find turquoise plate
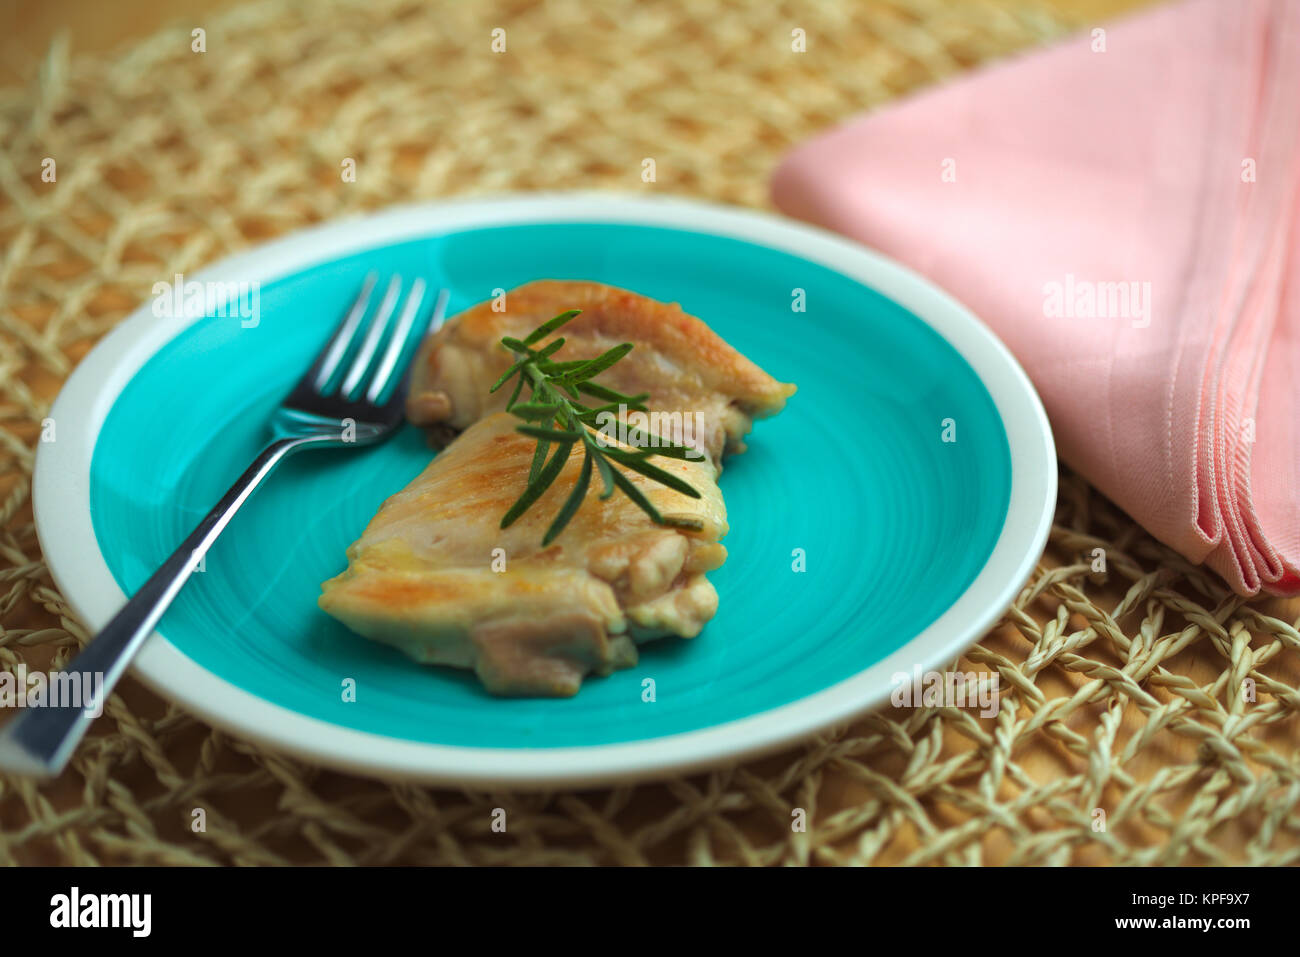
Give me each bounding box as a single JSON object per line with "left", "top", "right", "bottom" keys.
{"left": 34, "top": 195, "right": 1054, "bottom": 787}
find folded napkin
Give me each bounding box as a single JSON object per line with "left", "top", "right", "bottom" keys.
{"left": 772, "top": 0, "right": 1300, "bottom": 596}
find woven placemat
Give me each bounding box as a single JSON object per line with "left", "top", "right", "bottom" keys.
{"left": 2, "top": 0, "right": 1298, "bottom": 866}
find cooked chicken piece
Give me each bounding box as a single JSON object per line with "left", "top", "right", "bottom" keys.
{"left": 319, "top": 412, "right": 728, "bottom": 696}
{"left": 324, "top": 283, "right": 794, "bottom": 696}
{"left": 405, "top": 280, "right": 796, "bottom": 466}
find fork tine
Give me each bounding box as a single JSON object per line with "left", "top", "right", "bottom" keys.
{"left": 428, "top": 287, "right": 450, "bottom": 334}
{"left": 298, "top": 272, "right": 377, "bottom": 393}
{"left": 366, "top": 286, "right": 448, "bottom": 406}
{"left": 365, "top": 278, "right": 427, "bottom": 402}
{"left": 339, "top": 275, "right": 402, "bottom": 397}
{"left": 431, "top": 286, "right": 452, "bottom": 338}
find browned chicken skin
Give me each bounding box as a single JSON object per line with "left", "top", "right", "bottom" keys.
{"left": 320, "top": 281, "right": 794, "bottom": 696}
{"left": 406, "top": 280, "right": 795, "bottom": 466}
{"left": 320, "top": 412, "right": 727, "bottom": 695}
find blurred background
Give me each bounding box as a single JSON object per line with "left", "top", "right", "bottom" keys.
{"left": 7, "top": 0, "right": 1296, "bottom": 869}
{"left": 5, "top": 0, "right": 1152, "bottom": 82}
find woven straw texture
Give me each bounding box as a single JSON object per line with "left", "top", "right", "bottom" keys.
{"left": 2, "top": 0, "right": 1298, "bottom": 866}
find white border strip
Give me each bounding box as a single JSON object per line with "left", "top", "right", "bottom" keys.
{"left": 33, "top": 193, "right": 1056, "bottom": 788}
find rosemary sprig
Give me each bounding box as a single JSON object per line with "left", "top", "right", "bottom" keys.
{"left": 490, "top": 309, "right": 702, "bottom": 545}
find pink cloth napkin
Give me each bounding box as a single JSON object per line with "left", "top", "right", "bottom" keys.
{"left": 772, "top": 0, "right": 1300, "bottom": 596}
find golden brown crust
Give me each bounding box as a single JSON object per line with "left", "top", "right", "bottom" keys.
{"left": 319, "top": 413, "right": 727, "bottom": 696}
{"left": 324, "top": 283, "right": 794, "bottom": 696}
{"left": 405, "top": 280, "right": 796, "bottom": 463}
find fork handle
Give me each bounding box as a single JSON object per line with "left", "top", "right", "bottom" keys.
{"left": 0, "top": 435, "right": 324, "bottom": 777}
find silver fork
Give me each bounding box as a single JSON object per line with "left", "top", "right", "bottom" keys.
{"left": 0, "top": 273, "right": 448, "bottom": 778}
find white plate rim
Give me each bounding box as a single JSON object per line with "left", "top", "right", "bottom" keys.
{"left": 33, "top": 192, "right": 1056, "bottom": 788}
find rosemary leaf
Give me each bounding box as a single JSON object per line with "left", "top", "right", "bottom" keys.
{"left": 509, "top": 401, "right": 563, "bottom": 422}
{"left": 591, "top": 445, "right": 616, "bottom": 500}
{"left": 522, "top": 309, "right": 582, "bottom": 346}
{"left": 543, "top": 448, "right": 593, "bottom": 546}
{"left": 575, "top": 381, "right": 650, "bottom": 408}
{"left": 536, "top": 358, "right": 593, "bottom": 375}
{"left": 602, "top": 447, "right": 702, "bottom": 498}
{"left": 489, "top": 356, "right": 530, "bottom": 393}
{"left": 517, "top": 425, "right": 584, "bottom": 443}
{"left": 504, "top": 441, "right": 572, "bottom": 529}
{"left": 662, "top": 516, "right": 705, "bottom": 532}
{"left": 529, "top": 436, "right": 551, "bottom": 484}
{"left": 506, "top": 374, "right": 525, "bottom": 411}
{"left": 566, "top": 342, "right": 634, "bottom": 383}
{"left": 608, "top": 466, "right": 664, "bottom": 525}
{"left": 614, "top": 427, "right": 698, "bottom": 460}
{"left": 530, "top": 337, "right": 567, "bottom": 360}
